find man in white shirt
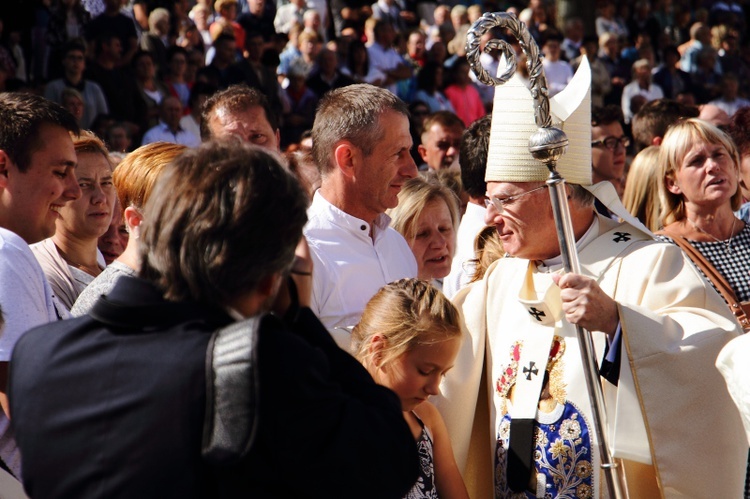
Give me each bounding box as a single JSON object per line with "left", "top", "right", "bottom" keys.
{"left": 367, "top": 20, "right": 413, "bottom": 96}
{"left": 709, "top": 72, "right": 750, "bottom": 118}
{"left": 540, "top": 32, "right": 573, "bottom": 97}
{"left": 442, "top": 115, "right": 489, "bottom": 299}
{"left": 621, "top": 58, "right": 664, "bottom": 124}
{"left": 0, "top": 93, "right": 81, "bottom": 478}
{"left": 141, "top": 96, "right": 200, "bottom": 147}
{"left": 305, "top": 84, "right": 418, "bottom": 339}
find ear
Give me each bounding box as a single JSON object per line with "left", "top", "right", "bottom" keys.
{"left": 123, "top": 206, "right": 144, "bottom": 232}
{"left": 367, "top": 334, "right": 388, "bottom": 368}
{"left": 274, "top": 128, "right": 281, "bottom": 150}
{"left": 665, "top": 175, "right": 682, "bottom": 195}
{"left": 257, "top": 272, "right": 281, "bottom": 297}
{"left": 333, "top": 141, "right": 357, "bottom": 179}
{"left": 651, "top": 136, "right": 662, "bottom": 146}
{"left": 417, "top": 144, "right": 428, "bottom": 162}
{"left": 0, "top": 150, "right": 11, "bottom": 190}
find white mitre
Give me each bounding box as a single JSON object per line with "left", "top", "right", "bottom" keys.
{"left": 484, "top": 55, "right": 591, "bottom": 184}
{"left": 483, "top": 55, "right": 653, "bottom": 235}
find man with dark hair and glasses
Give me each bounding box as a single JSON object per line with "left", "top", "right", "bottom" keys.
{"left": 591, "top": 105, "right": 629, "bottom": 204}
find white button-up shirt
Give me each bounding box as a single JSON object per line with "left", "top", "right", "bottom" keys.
{"left": 305, "top": 191, "right": 417, "bottom": 332}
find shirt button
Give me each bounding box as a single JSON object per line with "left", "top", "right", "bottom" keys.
{"left": 360, "top": 225, "right": 366, "bottom": 231}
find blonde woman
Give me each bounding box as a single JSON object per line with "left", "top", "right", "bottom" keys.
{"left": 388, "top": 176, "right": 460, "bottom": 285}
{"left": 32, "top": 131, "right": 116, "bottom": 311}
{"left": 622, "top": 145, "right": 662, "bottom": 232}
{"left": 656, "top": 118, "right": 750, "bottom": 325}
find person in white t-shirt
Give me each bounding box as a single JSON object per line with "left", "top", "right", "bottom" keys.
{"left": 540, "top": 31, "right": 573, "bottom": 97}
{"left": 0, "top": 92, "right": 81, "bottom": 479}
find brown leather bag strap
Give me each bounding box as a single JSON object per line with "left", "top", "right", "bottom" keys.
{"left": 657, "top": 228, "right": 750, "bottom": 329}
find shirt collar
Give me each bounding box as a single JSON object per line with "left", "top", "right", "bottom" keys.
{"left": 311, "top": 190, "right": 391, "bottom": 240}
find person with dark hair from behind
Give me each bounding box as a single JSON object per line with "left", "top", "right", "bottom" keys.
{"left": 10, "top": 141, "right": 419, "bottom": 498}
{"left": 0, "top": 93, "right": 80, "bottom": 481}
{"left": 630, "top": 98, "right": 699, "bottom": 152}
{"left": 443, "top": 115, "right": 489, "bottom": 299}
{"left": 201, "top": 84, "right": 280, "bottom": 151}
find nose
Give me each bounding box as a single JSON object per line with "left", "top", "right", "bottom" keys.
{"left": 485, "top": 203, "right": 501, "bottom": 225}
{"left": 402, "top": 154, "right": 418, "bottom": 179}
{"left": 706, "top": 157, "right": 723, "bottom": 173}
{"left": 64, "top": 174, "right": 82, "bottom": 201}
{"left": 425, "top": 376, "right": 440, "bottom": 396}
{"left": 429, "top": 231, "right": 447, "bottom": 248}
{"left": 91, "top": 184, "right": 107, "bottom": 205}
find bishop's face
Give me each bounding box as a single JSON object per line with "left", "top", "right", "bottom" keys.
{"left": 485, "top": 181, "right": 561, "bottom": 261}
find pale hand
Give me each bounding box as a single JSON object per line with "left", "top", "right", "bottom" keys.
{"left": 552, "top": 272, "right": 619, "bottom": 339}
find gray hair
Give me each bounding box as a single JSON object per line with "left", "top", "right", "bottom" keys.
{"left": 312, "top": 84, "right": 409, "bottom": 175}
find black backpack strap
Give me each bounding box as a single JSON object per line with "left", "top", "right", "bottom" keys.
{"left": 202, "top": 315, "right": 262, "bottom": 464}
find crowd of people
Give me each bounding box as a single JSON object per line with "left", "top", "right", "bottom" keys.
{"left": 0, "top": 0, "right": 743, "bottom": 158}
{"left": 0, "top": 0, "right": 749, "bottom": 497}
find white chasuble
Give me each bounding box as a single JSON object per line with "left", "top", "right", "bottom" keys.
{"left": 436, "top": 215, "right": 747, "bottom": 499}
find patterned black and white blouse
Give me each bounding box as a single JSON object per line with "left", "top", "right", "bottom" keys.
{"left": 404, "top": 412, "right": 438, "bottom": 499}
{"left": 657, "top": 222, "right": 750, "bottom": 302}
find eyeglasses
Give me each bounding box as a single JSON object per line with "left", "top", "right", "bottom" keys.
{"left": 484, "top": 184, "right": 548, "bottom": 213}
{"left": 591, "top": 136, "right": 630, "bottom": 150}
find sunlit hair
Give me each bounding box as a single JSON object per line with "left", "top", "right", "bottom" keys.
{"left": 71, "top": 130, "right": 114, "bottom": 170}
{"left": 113, "top": 142, "right": 187, "bottom": 210}
{"left": 388, "top": 175, "right": 460, "bottom": 242}
{"left": 622, "top": 146, "right": 662, "bottom": 232}
{"left": 139, "top": 141, "right": 308, "bottom": 305}
{"left": 312, "top": 83, "right": 408, "bottom": 175}
{"left": 469, "top": 225, "right": 504, "bottom": 283}
{"left": 351, "top": 278, "right": 461, "bottom": 370}
{"left": 658, "top": 118, "right": 742, "bottom": 226}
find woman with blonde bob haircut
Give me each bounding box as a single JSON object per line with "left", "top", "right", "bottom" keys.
{"left": 656, "top": 118, "right": 750, "bottom": 330}
{"left": 388, "top": 176, "right": 460, "bottom": 284}
{"left": 71, "top": 142, "right": 187, "bottom": 316}
{"left": 622, "top": 145, "right": 662, "bottom": 232}
{"left": 657, "top": 116, "right": 750, "bottom": 499}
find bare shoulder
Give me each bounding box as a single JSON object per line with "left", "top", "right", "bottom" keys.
{"left": 413, "top": 401, "right": 447, "bottom": 434}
